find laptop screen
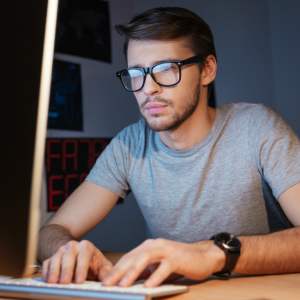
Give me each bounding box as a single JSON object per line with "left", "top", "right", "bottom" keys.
{"left": 0, "top": 0, "right": 58, "bottom": 277}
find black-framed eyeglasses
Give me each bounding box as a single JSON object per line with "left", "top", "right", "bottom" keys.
{"left": 116, "top": 55, "right": 203, "bottom": 92}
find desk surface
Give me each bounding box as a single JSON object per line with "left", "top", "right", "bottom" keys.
{"left": 103, "top": 251, "right": 300, "bottom": 300}
{"left": 3, "top": 252, "right": 299, "bottom": 300}
{"left": 159, "top": 273, "right": 300, "bottom": 300}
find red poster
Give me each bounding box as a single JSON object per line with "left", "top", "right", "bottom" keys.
{"left": 46, "top": 138, "right": 111, "bottom": 211}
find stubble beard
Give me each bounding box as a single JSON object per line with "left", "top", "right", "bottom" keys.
{"left": 140, "top": 83, "right": 200, "bottom": 132}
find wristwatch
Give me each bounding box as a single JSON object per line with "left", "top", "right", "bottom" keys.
{"left": 210, "top": 232, "right": 241, "bottom": 277}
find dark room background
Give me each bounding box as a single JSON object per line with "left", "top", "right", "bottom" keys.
{"left": 40, "top": 0, "right": 300, "bottom": 252}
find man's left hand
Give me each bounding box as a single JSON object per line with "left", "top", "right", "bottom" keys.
{"left": 102, "top": 238, "right": 225, "bottom": 287}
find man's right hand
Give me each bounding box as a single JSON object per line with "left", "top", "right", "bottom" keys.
{"left": 42, "top": 240, "right": 113, "bottom": 284}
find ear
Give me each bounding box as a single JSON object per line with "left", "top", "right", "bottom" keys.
{"left": 201, "top": 55, "right": 217, "bottom": 86}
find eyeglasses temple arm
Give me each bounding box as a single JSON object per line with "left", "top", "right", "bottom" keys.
{"left": 182, "top": 55, "right": 203, "bottom": 66}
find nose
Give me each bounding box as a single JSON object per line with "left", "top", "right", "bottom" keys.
{"left": 142, "top": 72, "right": 162, "bottom": 96}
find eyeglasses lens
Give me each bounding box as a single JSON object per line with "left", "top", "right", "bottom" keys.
{"left": 121, "top": 63, "right": 180, "bottom": 91}
{"left": 121, "top": 69, "right": 144, "bottom": 91}
{"left": 153, "top": 63, "right": 179, "bottom": 86}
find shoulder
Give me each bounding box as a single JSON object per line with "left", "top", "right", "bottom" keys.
{"left": 245, "top": 103, "right": 292, "bottom": 134}
{"left": 230, "top": 103, "right": 300, "bottom": 155}
{"left": 217, "top": 102, "right": 267, "bottom": 118}
{"left": 217, "top": 102, "right": 280, "bottom": 128}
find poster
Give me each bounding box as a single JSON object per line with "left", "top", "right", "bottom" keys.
{"left": 48, "top": 59, "right": 83, "bottom": 131}
{"left": 55, "top": 0, "right": 111, "bottom": 62}
{"left": 46, "top": 138, "right": 112, "bottom": 211}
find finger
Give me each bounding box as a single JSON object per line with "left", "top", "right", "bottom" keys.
{"left": 74, "top": 242, "right": 94, "bottom": 283}
{"left": 137, "top": 263, "right": 159, "bottom": 280}
{"left": 59, "top": 243, "right": 79, "bottom": 284}
{"left": 102, "top": 258, "right": 131, "bottom": 286}
{"left": 102, "top": 240, "right": 157, "bottom": 286}
{"left": 98, "top": 262, "right": 113, "bottom": 281}
{"left": 42, "top": 259, "right": 50, "bottom": 282}
{"left": 102, "top": 253, "right": 140, "bottom": 285}
{"left": 47, "top": 247, "right": 65, "bottom": 283}
{"left": 144, "top": 259, "right": 176, "bottom": 287}
{"left": 118, "top": 248, "right": 166, "bottom": 287}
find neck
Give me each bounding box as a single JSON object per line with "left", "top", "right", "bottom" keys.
{"left": 158, "top": 101, "right": 215, "bottom": 151}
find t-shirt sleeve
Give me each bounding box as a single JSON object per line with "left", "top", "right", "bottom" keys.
{"left": 85, "top": 133, "right": 130, "bottom": 199}
{"left": 248, "top": 104, "right": 300, "bottom": 199}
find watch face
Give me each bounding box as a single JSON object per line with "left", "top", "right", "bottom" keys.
{"left": 218, "top": 232, "right": 241, "bottom": 250}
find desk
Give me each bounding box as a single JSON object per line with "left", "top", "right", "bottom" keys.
{"left": 159, "top": 273, "right": 300, "bottom": 300}
{"left": 2, "top": 252, "right": 299, "bottom": 300}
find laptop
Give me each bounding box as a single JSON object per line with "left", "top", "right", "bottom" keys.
{"left": 0, "top": 1, "right": 188, "bottom": 299}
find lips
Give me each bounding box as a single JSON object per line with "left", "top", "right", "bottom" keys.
{"left": 145, "top": 102, "right": 168, "bottom": 114}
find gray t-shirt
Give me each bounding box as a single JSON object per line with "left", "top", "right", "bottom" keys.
{"left": 86, "top": 103, "right": 300, "bottom": 242}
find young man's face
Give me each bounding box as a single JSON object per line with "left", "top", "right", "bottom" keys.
{"left": 127, "top": 39, "right": 203, "bottom": 132}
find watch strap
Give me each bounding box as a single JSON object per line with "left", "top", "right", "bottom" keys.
{"left": 213, "top": 250, "right": 240, "bottom": 277}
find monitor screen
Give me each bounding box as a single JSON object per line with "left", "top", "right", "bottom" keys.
{"left": 0, "top": 0, "right": 58, "bottom": 277}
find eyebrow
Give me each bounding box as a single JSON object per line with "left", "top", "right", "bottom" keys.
{"left": 128, "top": 58, "right": 178, "bottom": 68}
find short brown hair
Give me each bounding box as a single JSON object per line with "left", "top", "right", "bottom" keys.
{"left": 115, "top": 7, "right": 217, "bottom": 98}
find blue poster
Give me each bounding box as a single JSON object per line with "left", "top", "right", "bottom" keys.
{"left": 48, "top": 59, "right": 83, "bottom": 131}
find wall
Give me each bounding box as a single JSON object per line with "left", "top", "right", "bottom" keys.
{"left": 134, "top": 0, "right": 276, "bottom": 110}
{"left": 40, "top": 0, "right": 300, "bottom": 251}
{"left": 134, "top": 0, "right": 300, "bottom": 134}
{"left": 40, "top": 0, "right": 148, "bottom": 252}
{"left": 268, "top": 0, "right": 300, "bottom": 137}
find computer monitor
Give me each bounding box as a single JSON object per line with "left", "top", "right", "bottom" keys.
{"left": 0, "top": 0, "right": 58, "bottom": 277}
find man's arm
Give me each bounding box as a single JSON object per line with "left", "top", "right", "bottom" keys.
{"left": 38, "top": 224, "right": 77, "bottom": 263}
{"left": 101, "top": 183, "right": 300, "bottom": 287}
{"left": 38, "top": 180, "right": 120, "bottom": 283}
{"left": 235, "top": 182, "right": 300, "bottom": 274}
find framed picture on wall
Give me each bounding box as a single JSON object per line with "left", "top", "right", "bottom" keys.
{"left": 54, "top": 0, "right": 111, "bottom": 63}
{"left": 48, "top": 59, "right": 83, "bottom": 131}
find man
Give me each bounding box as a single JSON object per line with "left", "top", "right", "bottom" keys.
{"left": 39, "top": 7, "right": 300, "bottom": 288}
